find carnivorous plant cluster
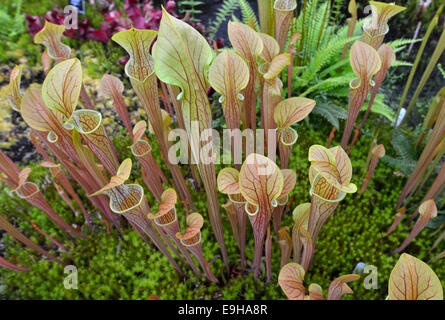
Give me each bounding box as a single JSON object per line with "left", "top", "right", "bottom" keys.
{"left": 0, "top": 0, "right": 443, "bottom": 301}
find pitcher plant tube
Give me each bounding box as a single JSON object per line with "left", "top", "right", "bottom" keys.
{"left": 152, "top": 10, "right": 229, "bottom": 270}
{"left": 278, "top": 262, "right": 360, "bottom": 300}
{"left": 90, "top": 158, "right": 184, "bottom": 275}
{"left": 340, "top": 40, "right": 381, "bottom": 150}
{"left": 176, "top": 212, "right": 219, "bottom": 283}
{"left": 306, "top": 145, "right": 357, "bottom": 267}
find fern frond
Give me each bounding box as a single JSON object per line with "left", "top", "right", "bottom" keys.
{"left": 312, "top": 102, "right": 348, "bottom": 129}
{"left": 381, "top": 155, "right": 403, "bottom": 171}
{"left": 301, "top": 35, "right": 360, "bottom": 83}
{"left": 208, "top": 0, "right": 240, "bottom": 39}
{"left": 386, "top": 38, "right": 422, "bottom": 50}
{"left": 335, "top": 18, "right": 366, "bottom": 40}
{"left": 382, "top": 130, "right": 418, "bottom": 175}
{"left": 319, "top": 59, "right": 351, "bottom": 78}
{"left": 379, "top": 129, "right": 419, "bottom": 175}
{"left": 309, "top": 1, "right": 331, "bottom": 56}
{"left": 391, "top": 129, "right": 418, "bottom": 162}
{"left": 438, "top": 63, "right": 445, "bottom": 80}
{"left": 300, "top": 75, "right": 352, "bottom": 97}
{"left": 301, "top": 0, "right": 335, "bottom": 62}
{"left": 329, "top": 0, "right": 344, "bottom": 26}
{"left": 304, "top": 0, "right": 319, "bottom": 58}
{"left": 328, "top": 87, "right": 349, "bottom": 97}
{"left": 239, "top": 0, "right": 260, "bottom": 32}
{"left": 231, "top": 14, "right": 242, "bottom": 24}
{"left": 361, "top": 93, "right": 395, "bottom": 122}
{"left": 178, "top": 0, "right": 204, "bottom": 22}
{"left": 381, "top": 155, "right": 417, "bottom": 175}
{"left": 0, "top": 0, "right": 25, "bottom": 40}
{"left": 391, "top": 60, "right": 413, "bottom": 67}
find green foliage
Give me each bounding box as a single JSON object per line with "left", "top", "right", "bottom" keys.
{"left": 381, "top": 129, "right": 417, "bottom": 175}
{"left": 427, "top": 209, "right": 445, "bottom": 229}
{"left": 329, "top": 0, "right": 344, "bottom": 27}
{"left": 300, "top": 75, "right": 351, "bottom": 98}
{"left": 83, "top": 1, "right": 106, "bottom": 29}
{"left": 310, "top": 99, "right": 348, "bottom": 130}
{"left": 361, "top": 94, "right": 395, "bottom": 123}
{"left": 0, "top": 32, "right": 41, "bottom": 66}
{"left": 295, "top": 0, "right": 346, "bottom": 67}
{"left": 76, "top": 41, "right": 125, "bottom": 78}
{"left": 178, "top": 0, "right": 204, "bottom": 22}
{"left": 208, "top": 0, "right": 240, "bottom": 39}
{"left": 238, "top": 0, "right": 259, "bottom": 31}
{"left": 0, "top": 0, "right": 43, "bottom": 65}
{"left": 438, "top": 63, "right": 445, "bottom": 80}
{"left": 391, "top": 60, "right": 413, "bottom": 68}
{"left": 288, "top": 14, "right": 360, "bottom": 127}
{"left": 15, "top": 0, "right": 65, "bottom": 16}
{"left": 298, "top": 35, "right": 359, "bottom": 84}
{"left": 208, "top": 0, "right": 260, "bottom": 40}
{"left": 0, "top": 0, "right": 25, "bottom": 41}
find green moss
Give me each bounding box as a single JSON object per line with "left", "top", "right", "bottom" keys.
{"left": 20, "top": 0, "right": 66, "bottom": 17}
{"left": 77, "top": 41, "right": 125, "bottom": 79}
